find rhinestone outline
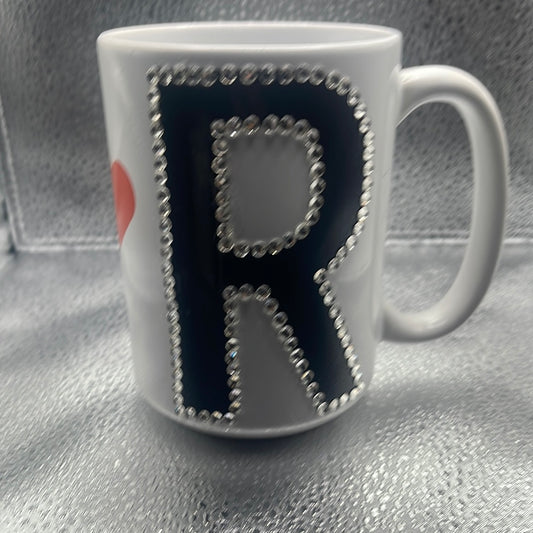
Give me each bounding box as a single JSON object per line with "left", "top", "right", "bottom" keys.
{"left": 211, "top": 114, "right": 326, "bottom": 258}
{"left": 147, "top": 62, "right": 374, "bottom": 423}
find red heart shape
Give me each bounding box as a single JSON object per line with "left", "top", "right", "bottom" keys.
{"left": 111, "top": 160, "right": 135, "bottom": 245}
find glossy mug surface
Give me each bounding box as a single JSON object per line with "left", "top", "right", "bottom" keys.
{"left": 97, "top": 22, "right": 507, "bottom": 438}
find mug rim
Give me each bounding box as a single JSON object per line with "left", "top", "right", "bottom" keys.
{"left": 97, "top": 21, "right": 402, "bottom": 52}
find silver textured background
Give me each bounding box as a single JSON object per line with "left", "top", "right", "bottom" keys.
{"left": 0, "top": 0, "right": 531, "bottom": 249}
{"left": 0, "top": 244, "right": 531, "bottom": 531}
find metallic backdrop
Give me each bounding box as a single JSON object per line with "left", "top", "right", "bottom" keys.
{"left": 0, "top": 0, "right": 531, "bottom": 250}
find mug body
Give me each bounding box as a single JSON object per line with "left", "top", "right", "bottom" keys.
{"left": 97, "top": 22, "right": 402, "bottom": 437}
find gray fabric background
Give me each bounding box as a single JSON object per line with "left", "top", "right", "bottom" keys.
{"left": 0, "top": 0, "right": 531, "bottom": 249}
{"left": 1, "top": 244, "right": 532, "bottom": 532}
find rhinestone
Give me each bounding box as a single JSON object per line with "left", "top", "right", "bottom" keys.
{"left": 309, "top": 195, "right": 324, "bottom": 209}
{"left": 173, "top": 366, "right": 182, "bottom": 379}
{"left": 363, "top": 161, "right": 374, "bottom": 176}
{"left": 358, "top": 206, "right": 369, "bottom": 219}
{"left": 223, "top": 298, "right": 237, "bottom": 313}
{"left": 218, "top": 236, "right": 233, "bottom": 253}
{"left": 362, "top": 177, "right": 373, "bottom": 191}
{"left": 213, "top": 137, "right": 229, "bottom": 155}
{"left": 336, "top": 245, "right": 348, "bottom": 261}
{"left": 263, "top": 298, "right": 279, "bottom": 316}
{"left": 306, "top": 128, "right": 320, "bottom": 145}
{"left": 319, "top": 280, "right": 332, "bottom": 296}
{"left": 337, "top": 77, "right": 351, "bottom": 95}
{"left": 346, "top": 234, "right": 358, "bottom": 250}
{"left": 234, "top": 241, "right": 250, "bottom": 258}
{"left": 295, "top": 358, "right": 309, "bottom": 372}
{"left": 352, "top": 369, "right": 364, "bottom": 383}
{"left": 156, "top": 187, "right": 170, "bottom": 203}
{"left": 353, "top": 220, "right": 364, "bottom": 235}
{"left": 154, "top": 155, "right": 167, "bottom": 172}
{"left": 305, "top": 208, "right": 320, "bottom": 225}
{"left": 223, "top": 412, "right": 235, "bottom": 424}
{"left": 363, "top": 131, "right": 375, "bottom": 146}
{"left": 172, "top": 63, "right": 188, "bottom": 85}
{"left": 214, "top": 172, "right": 229, "bottom": 189}
{"left": 284, "top": 337, "right": 299, "bottom": 351}
{"left": 347, "top": 89, "right": 360, "bottom": 107}
{"left": 146, "top": 65, "right": 160, "bottom": 83}
{"left": 201, "top": 65, "right": 219, "bottom": 86}
{"left": 215, "top": 189, "right": 229, "bottom": 206}
{"left": 272, "top": 312, "right": 288, "bottom": 328}
{"left": 224, "top": 337, "right": 239, "bottom": 352}
{"left": 329, "top": 398, "right": 339, "bottom": 412}
{"left": 325, "top": 70, "right": 342, "bottom": 90}
{"left": 310, "top": 178, "right": 326, "bottom": 195}
{"left": 251, "top": 241, "right": 267, "bottom": 258}
{"left": 345, "top": 345, "right": 356, "bottom": 358}
{"left": 323, "top": 291, "right": 335, "bottom": 306}
{"left": 312, "top": 391, "right": 325, "bottom": 406}
{"left": 173, "top": 380, "right": 183, "bottom": 393}
{"left": 301, "top": 369, "right": 315, "bottom": 385}
{"left": 239, "top": 283, "right": 254, "bottom": 300}
{"left": 160, "top": 232, "right": 173, "bottom": 247}
{"left": 328, "top": 257, "right": 340, "bottom": 272}
{"left": 289, "top": 348, "right": 304, "bottom": 364}
{"left": 337, "top": 325, "right": 348, "bottom": 339}
{"left": 239, "top": 63, "right": 258, "bottom": 85}
{"left": 307, "top": 143, "right": 324, "bottom": 162}
{"left": 293, "top": 119, "right": 310, "bottom": 140}
{"left": 310, "top": 66, "right": 326, "bottom": 85}
{"left": 211, "top": 155, "right": 227, "bottom": 174}
{"left": 167, "top": 308, "right": 179, "bottom": 323}
{"left": 175, "top": 405, "right": 185, "bottom": 416}
{"left": 150, "top": 123, "right": 164, "bottom": 139}
{"left": 328, "top": 305, "right": 340, "bottom": 319}
{"left": 255, "top": 284, "right": 271, "bottom": 301}
{"left": 198, "top": 409, "right": 210, "bottom": 421}
{"left": 339, "top": 393, "right": 349, "bottom": 406}
{"left": 278, "top": 63, "right": 294, "bottom": 85}
{"left": 229, "top": 388, "right": 242, "bottom": 402}
{"left": 363, "top": 145, "right": 375, "bottom": 160}
{"left": 186, "top": 65, "right": 202, "bottom": 86}
{"left": 220, "top": 63, "right": 238, "bottom": 85}
{"left": 210, "top": 119, "right": 226, "bottom": 138}
{"left": 224, "top": 325, "right": 235, "bottom": 337}
{"left": 354, "top": 104, "right": 367, "bottom": 120}
{"left": 341, "top": 335, "right": 352, "bottom": 348}
{"left": 229, "top": 400, "right": 241, "bottom": 413}
{"left": 222, "top": 285, "right": 238, "bottom": 300}
{"left": 224, "top": 310, "right": 237, "bottom": 326}
{"left": 227, "top": 372, "right": 240, "bottom": 387}
{"left": 211, "top": 411, "right": 223, "bottom": 422}
{"left": 242, "top": 114, "right": 260, "bottom": 135}
{"left": 259, "top": 63, "right": 276, "bottom": 85}
{"left": 155, "top": 173, "right": 167, "bottom": 190}
{"left": 295, "top": 222, "right": 310, "bottom": 240}
{"left": 278, "top": 325, "right": 294, "bottom": 341}
{"left": 267, "top": 238, "right": 284, "bottom": 255}
{"left": 215, "top": 205, "right": 230, "bottom": 223}
{"left": 295, "top": 63, "right": 311, "bottom": 83}
{"left": 307, "top": 382, "right": 320, "bottom": 396}
{"left": 310, "top": 161, "right": 326, "bottom": 179}
{"left": 359, "top": 116, "right": 371, "bottom": 134}
{"left": 152, "top": 138, "right": 165, "bottom": 155}
{"left": 159, "top": 65, "right": 172, "bottom": 86}
{"left": 227, "top": 360, "right": 240, "bottom": 373}
{"left": 346, "top": 355, "right": 358, "bottom": 368}
{"left": 350, "top": 388, "right": 360, "bottom": 401}
{"left": 262, "top": 114, "right": 279, "bottom": 135}
{"left": 225, "top": 116, "right": 242, "bottom": 138}
{"left": 185, "top": 407, "right": 196, "bottom": 418}
{"left": 279, "top": 115, "right": 295, "bottom": 135}
{"left": 317, "top": 402, "right": 328, "bottom": 415}
{"left": 282, "top": 232, "right": 297, "bottom": 248}
{"left": 313, "top": 268, "right": 327, "bottom": 284}
{"left": 361, "top": 190, "right": 371, "bottom": 206}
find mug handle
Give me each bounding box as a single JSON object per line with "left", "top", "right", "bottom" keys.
{"left": 383, "top": 66, "right": 508, "bottom": 342}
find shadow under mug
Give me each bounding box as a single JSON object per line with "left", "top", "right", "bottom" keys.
{"left": 97, "top": 22, "right": 507, "bottom": 438}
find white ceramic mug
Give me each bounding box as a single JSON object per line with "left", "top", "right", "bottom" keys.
{"left": 97, "top": 22, "right": 507, "bottom": 438}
